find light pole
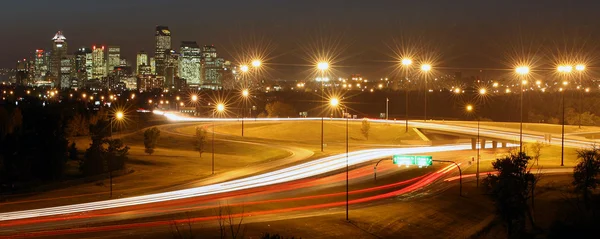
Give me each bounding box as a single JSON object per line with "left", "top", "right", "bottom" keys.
{"left": 318, "top": 62, "right": 330, "bottom": 152}
{"left": 466, "top": 104, "right": 480, "bottom": 187}
{"left": 212, "top": 103, "right": 225, "bottom": 175}
{"left": 241, "top": 89, "right": 249, "bottom": 137}
{"left": 421, "top": 64, "right": 432, "bottom": 121}
{"left": 557, "top": 65, "right": 572, "bottom": 167}
{"left": 401, "top": 58, "right": 413, "bottom": 132}
{"left": 109, "top": 111, "right": 124, "bottom": 198}
{"left": 385, "top": 98, "right": 389, "bottom": 121}
{"left": 575, "top": 64, "right": 585, "bottom": 129}
{"left": 331, "top": 98, "right": 348, "bottom": 221}
{"left": 515, "top": 66, "right": 530, "bottom": 153}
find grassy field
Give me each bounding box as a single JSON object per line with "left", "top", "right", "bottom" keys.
{"left": 182, "top": 120, "right": 422, "bottom": 145}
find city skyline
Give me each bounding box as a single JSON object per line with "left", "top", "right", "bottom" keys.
{"left": 2, "top": 0, "right": 600, "bottom": 80}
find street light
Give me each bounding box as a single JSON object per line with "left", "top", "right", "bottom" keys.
{"left": 557, "top": 65, "right": 572, "bottom": 167}
{"left": 191, "top": 94, "right": 198, "bottom": 102}
{"left": 240, "top": 65, "right": 249, "bottom": 73}
{"left": 575, "top": 64, "right": 585, "bottom": 129}
{"left": 479, "top": 88, "right": 487, "bottom": 95}
{"left": 241, "top": 89, "right": 249, "bottom": 137}
{"left": 252, "top": 60, "right": 261, "bottom": 68}
{"left": 329, "top": 98, "right": 350, "bottom": 221}
{"left": 212, "top": 103, "right": 225, "bottom": 175}
{"left": 109, "top": 111, "right": 124, "bottom": 198}
{"left": 515, "top": 66, "right": 530, "bottom": 153}
{"left": 421, "top": 64, "right": 432, "bottom": 121}
{"left": 402, "top": 58, "right": 413, "bottom": 132}
{"left": 318, "top": 61, "right": 330, "bottom": 152}
{"left": 466, "top": 104, "right": 480, "bottom": 187}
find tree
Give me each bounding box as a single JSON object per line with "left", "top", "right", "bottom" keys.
{"left": 529, "top": 141, "right": 545, "bottom": 167}
{"left": 572, "top": 148, "right": 600, "bottom": 210}
{"left": 482, "top": 152, "right": 538, "bottom": 238}
{"left": 265, "top": 102, "right": 296, "bottom": 118}
{"left": 143, "top": 127, "right": 161, "bottom": 155}
{"left": 195, "top": 127, "right": 208, "bottom": 158}
{"left": 68, "top": 142, "right": 79, "bottom": 161}
{"left": 361, "top": 118, "right": 370, "bottom": 140}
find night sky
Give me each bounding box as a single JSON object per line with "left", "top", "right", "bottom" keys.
{"left": 1, "top": 0, "right": 599, "bottom": 79}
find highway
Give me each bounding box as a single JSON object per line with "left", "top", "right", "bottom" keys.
{"left": 0, "top": 114, "right": 594, "bottom": 238}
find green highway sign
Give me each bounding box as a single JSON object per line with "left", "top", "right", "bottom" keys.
{"left": 392, "top": 155, "right": 433, "bottom": 167}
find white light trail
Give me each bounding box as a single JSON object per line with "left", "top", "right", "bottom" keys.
{"left": 1, "top": 144, "right": 484, "bottom": 221}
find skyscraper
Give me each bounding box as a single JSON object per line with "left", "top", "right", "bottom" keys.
{"left": 179, "top": 41, "right": 201, "bottom": 86}
{"left": 136, "top": 51, "right": 148, "bottom": 74}
{"left": 201, "top": 45, "right": 225, "bottom": 90}
{"left": 155, "top": 26, "right": 171, "bottom": 77}
{"left": 164, "top": 50, "right": 179, "bottom": 89}
{"left": 33, "top": 49, "right": 47, "bottom": 82}
{"left": 60, "top": 56, "right": 73, "bottom": 89}
{"left": 75, "top": 47, "right": 92, "bottom": 81}
{"left": 92, "top": 45, "right": 106, "bottom": 79}
{"left": 150, "top": 57, "right": 156, "bottom": 74}
{"left": 107, "top": 46, "right": 120, "bottom": 74}
{"left": 50, "top": 31, "right": 68, "bottom": 87}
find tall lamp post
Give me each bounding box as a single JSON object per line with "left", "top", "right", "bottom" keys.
{"left": 515, "top": 66, "right": 530, "bottom": 153}
{"left": 329, "top": 97, "right": 349, "bottom": 221}
{"left": 466, "top": 104, "right": 480, "bottom": 187}
{"left": 420, "top": 64, "right": 432, "bottom": 121}
{"left": 109, "top": 111, "right": 124, "bottom": 198}
{"left": 557, "top": 65, "right": 572, "bottom": 166}
{"left": 401, "top": 58, "right": 413, "bottom": 132}
{"left": 575, "top": 64, "right": 585, "bottom": 129}
{"left": 318, "top": 62, "right": 330, "bottom": 152}
{"left": 241, "top": 89, "right": 249, "bottom": 136}
{"left": 212, "top": 103, "right": 225, "bottom": 175}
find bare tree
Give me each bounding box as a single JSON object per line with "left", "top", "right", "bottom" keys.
{"left": 216, "top": 204, "right": 246, "bottom": 239}
{"left": 361, "top": 118, "right": 370, "bottom": 140}
{"left": 195, "top": 127, "right": 208, "bottom": 158}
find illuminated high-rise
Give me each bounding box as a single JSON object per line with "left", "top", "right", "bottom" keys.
{"left": 154, "top": 26, "right": 171, "bottom": 77}
{"left": 201, "top": 45, "right": 225, "bottom": 89}
{"left": 33, "top": 49, "right": 47, "bottom": 82}
{"left": 179, "top": 41, "right": 201, "bottom": 86}
{"left": 60, "top": 55, "right": 73, "bottom": 89}
{"left": 50, "top": 31, "right": 68, "bottom": 87}
{"left": 92, "top": 45, "right": 106, "bottom": 79}
{"left": 150, "top": 57, "right": 156, "bottom": 74}
{"left": 75, "top": 47, "right": 92, "bottom": 80}
{"left": 107, "top": 46, "right": 120, "bottom": 74}
{"left": 136, "top": 51, "right": 148, "bottom": 74}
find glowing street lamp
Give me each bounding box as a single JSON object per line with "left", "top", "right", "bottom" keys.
{"left": 401, "top": 58, "right": 413, "bottom": 132}
{"left": 575, "top": 64, "right": 586, "bottom": 129}
{"left": 421, "top": 64, "right": 433, "bottom": 121}
{"left": 557, "top": 65, "right": 573, "bottom": 167}
{"left": 466, "top": 104, "right": 480, "bottom": 187}
{"left": 479, "top": 88, "right": 487, "bottom": 95}
{"left": 317, "top": 62, "right": 329, "bottom": 71}
{"left": 212, "top": 103, "right": 226, "bottom": 175}
{"left": 108, "top": 110, "right": 125, "bottom": 198}
{"left": 330, "top": 97, "right": 339, "bottom": 107}
{"left": 191, "top": 94, "right": 198, "bottom": 102}
{"left": 240, "top": 65, "right": 249, "bottom": 73}
{"left": 252, "top": 60, "right": 261, "bottom": 68}
{"left": 241, "top": 89, "right": 250, "bottom": 137}
{"left": 515, "top": 66, "right": 530, "bottom": 153}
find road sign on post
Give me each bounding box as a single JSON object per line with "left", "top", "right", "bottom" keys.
{"left": 392, "top": 155, "right": 433, "bottom": 167}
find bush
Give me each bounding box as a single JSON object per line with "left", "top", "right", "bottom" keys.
{"left": 143, "top": 127, "right": 161, "bottom": 155}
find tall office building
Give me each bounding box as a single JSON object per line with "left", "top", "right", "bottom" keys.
{"left": 50, "top": 31, "right": 68, "bottom": 87}
{"left": 164, "top": 50, "right": 179, "bottom": 89}
{"left": 60, "top": 55, "right": 73, "bottom": 89}
{"left": 16, "top": 59, "right": 29, "bottom": 85}
{"left": 33, "top": 49, "right": 47, "bottom": 82}
{"left": 154, "top": 26, "right": 171, "bottom": 77}
{"left": 92, "top": 45, "right": 106, "bottom": 79}
{"left": 149, "top": 57, "right": 156, "bottom": 74}
{"left": 201, "top": 45, "right": 225, "bottom": 89}
{"left": 75, "top": 47, "right": 92, "bottom": 80}
{"left": 136, "top": 51, "right": 148, "bottom": 74}
{"left": 107, "top": 46, "right": 120, "bottom": 74}
{"left": 179, "top": 41, "right": 201, "bottom": 86}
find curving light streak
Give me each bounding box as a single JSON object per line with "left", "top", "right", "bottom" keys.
{"left": 155, "top": 111, "right": 597, "bottom": 149}
{"left": 1, "top": 144, "right": 486, "bottom": 222}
